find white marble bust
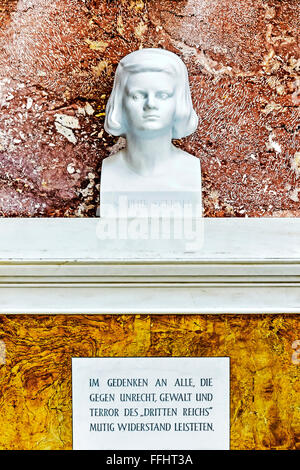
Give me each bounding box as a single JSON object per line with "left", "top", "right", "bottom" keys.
{"left": 100, "top": 48, "right": 201, "bottom": 218}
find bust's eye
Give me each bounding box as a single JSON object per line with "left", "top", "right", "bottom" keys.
{"left": 131, "top": 92, "right": 145, "bottom": 100}
{"left": 157, "top": 92, "right": 170, "bottom": 100}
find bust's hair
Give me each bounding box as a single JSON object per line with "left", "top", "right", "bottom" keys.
{"left": 104, "top": 48, "right": 198, "bottom": 139}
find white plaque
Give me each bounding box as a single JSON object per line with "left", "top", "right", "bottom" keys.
{"left": 72, "top": 357, "right": 230, "bottom": 450}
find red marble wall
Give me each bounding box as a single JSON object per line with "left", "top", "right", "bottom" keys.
{"left": 0, "top": 0, "right": 299, "bottom": 216}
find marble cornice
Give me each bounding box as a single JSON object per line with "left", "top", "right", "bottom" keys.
{"left": 0, "top": 218, "right": 299, "bottom": 314}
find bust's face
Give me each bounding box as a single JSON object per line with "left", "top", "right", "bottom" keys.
{"left": 123, "top": 71, "right": 177, "bottom": 137}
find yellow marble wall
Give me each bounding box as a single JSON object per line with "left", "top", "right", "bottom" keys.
{"left": 0, "top": 314, "right": 299, "bottom": 450}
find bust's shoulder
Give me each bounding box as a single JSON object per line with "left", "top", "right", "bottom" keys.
{"left": 173, "top": 147, "right": 200, "bottom": 167}
{"left": 102, "top": 149, "right": 125, "bottom": 168}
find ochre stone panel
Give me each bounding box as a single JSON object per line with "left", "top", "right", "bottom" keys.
{"left": 0, "top": 0, "right": 299, "bottom": 216}
{"left": 0, "top": 314, "right": 299, "bottom": 450}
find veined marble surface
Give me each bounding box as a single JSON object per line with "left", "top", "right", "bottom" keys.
{"left": 0, "top": 1, "right": 299, "bottom": 218}
{"left": 0, "top": 314, "right": 298, "bottom": 450}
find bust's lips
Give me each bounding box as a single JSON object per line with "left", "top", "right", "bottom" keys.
{"left": 143, "top": 114, "right": 160, "bottom": 119}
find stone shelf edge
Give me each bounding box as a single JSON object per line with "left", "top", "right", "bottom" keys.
{"left": 0, "top": 218, "right": 299, "bottom": 314}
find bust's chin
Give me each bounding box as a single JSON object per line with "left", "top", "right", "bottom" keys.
{"left": 128, "top": 124, "right": 173, "bottom": 139}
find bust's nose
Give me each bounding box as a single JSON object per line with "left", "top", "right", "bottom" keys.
{"left": 144, "top": 92, "right": 158, "bottom": 110}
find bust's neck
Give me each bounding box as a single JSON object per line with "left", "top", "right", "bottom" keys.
{"left": 124, "top": 132, "right": 174, "bottom": 177}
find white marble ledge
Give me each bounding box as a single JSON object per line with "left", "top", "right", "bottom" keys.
{"left": 0, "top": 217, "right": 299, "bottom": 261}
{"left": 0, "top": 217, "right": 299, "bottom": 314}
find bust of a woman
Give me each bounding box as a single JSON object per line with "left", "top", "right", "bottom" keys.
{"left": 100, "top": 48, "right": 201, "bottom": 218}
